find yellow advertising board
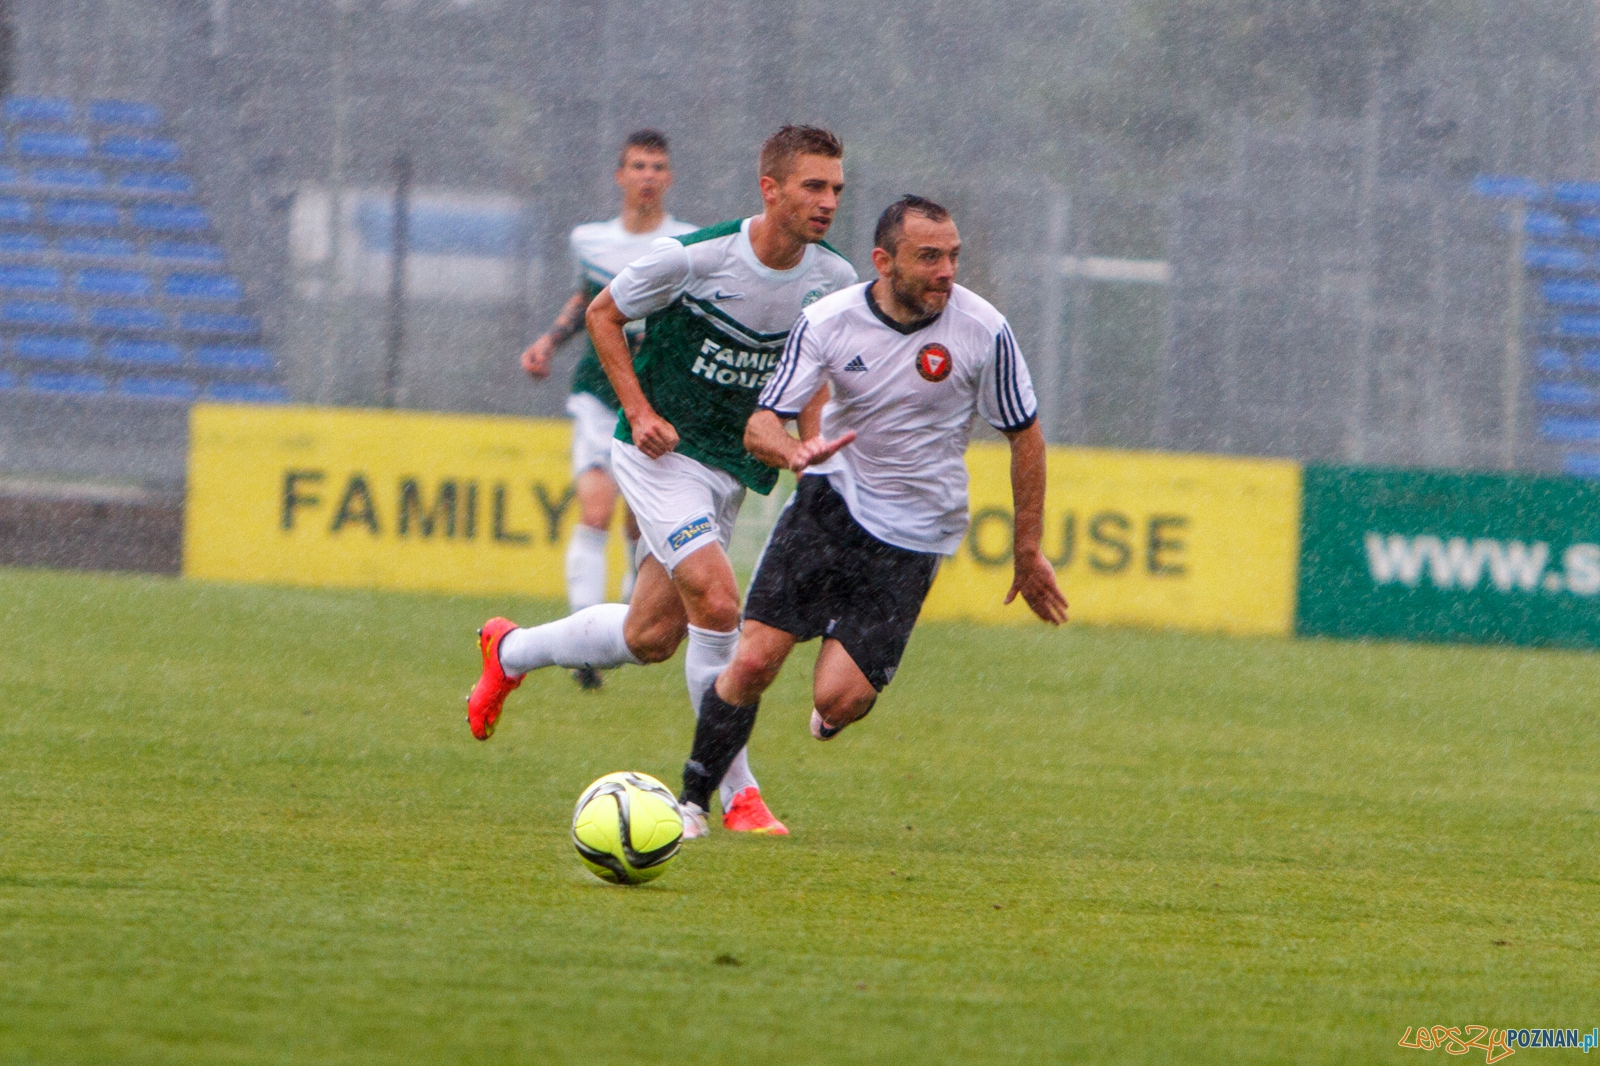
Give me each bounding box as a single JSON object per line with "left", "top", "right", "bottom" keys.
{"left": 187, "top": 404, "right": 1302, "bottom": 635}
{"left": 921, "top": 443, "right": 1302, "bottom": 635}
{"left": 184, "top": 403, "right": 629, "bottom": 597}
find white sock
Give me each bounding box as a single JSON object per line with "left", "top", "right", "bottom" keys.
{"left": 498, "top": 603, "right": 640, "bottom": 676}
{"left": 684, "top": 624, "right": 740, "bottom": 713}
{"left": 719, "top": 746, "right": 758, "bottom": 810}
{"left": 565, "top": 525, "right": 609, "bottom": 612}
{"left": 618, "top": 535, "right": 641, "bottom": 603}
{"left": 683, "top": 624, "right": 759, "bottom": 808}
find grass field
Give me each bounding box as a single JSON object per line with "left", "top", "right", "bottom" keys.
{"left": 1, "top": 566, "right": 1597, "bottom": 1065}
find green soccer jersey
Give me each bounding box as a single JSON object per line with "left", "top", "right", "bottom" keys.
{"left": 607, "top": 218, "right": 858, "bottom": 493}
{"left": 564, "top": 215, "right": 698, "bottom": 410}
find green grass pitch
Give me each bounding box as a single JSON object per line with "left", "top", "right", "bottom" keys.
{"left": 1, "top": 567, "right": 1596, "bottom": 1064}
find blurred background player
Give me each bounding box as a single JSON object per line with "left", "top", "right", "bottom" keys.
{"left": 519, "top": 129, "right": 698, "bottom": 690}
{"left": 675, "top": 195, "right": 1069, "bottom": 835}
{"left": 470, "top": 126, "right": 858, "bottom": 834}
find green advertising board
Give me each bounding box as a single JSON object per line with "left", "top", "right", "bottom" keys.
{"left": 1298, "top": 465, "right": 1600, "bottom": 647}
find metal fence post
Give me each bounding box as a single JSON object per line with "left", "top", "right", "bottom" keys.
{"left": 1503, "top": 197, "right": 1526, "bottom": 470}
{"left": 382, "top": 153, "right": 412, "bottom": 409}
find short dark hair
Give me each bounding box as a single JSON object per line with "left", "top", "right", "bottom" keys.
{"left": 619, "top": 129, "right": 670, "bottom": 167}
{"left": 873, "top": 195, "right": 953, "bottom": 254}
{"left": 759, "top": 124, "right": 844, "bottom": 181}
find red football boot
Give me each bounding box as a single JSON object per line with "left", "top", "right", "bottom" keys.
{"left": 721, "top": 786, "right": 789, "bottom": 835}
{"left": 467, "top": 617, "right": 522, "bottom": 740}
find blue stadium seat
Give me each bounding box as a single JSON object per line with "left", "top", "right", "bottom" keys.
{"left": 57, "top": 236, "right": 133, "bottom": 258}
{"left": 1526, "top": 246, "right": 1589, "bottom": 271}
{"left": 1576, "top": 217, "right": 1600, "bottom": 241}
{"left": 104, "top": 340, "right": 181, "bottom": 365}
{"left": 0, "top": 233, "right": 47, "bottom": 255}
{"left": 2, "top": 300, "right": 77, "bottom": 326}
{"left": 1526, "top": 210, "right": 1568, "bottom": 237}
{"left": 87, "top": 100, "right": 161, "bottom": 127}
{"left": 89, "top": 306, "right": 165, "bottom": 330}
{"left": 1542, "top": 417, "right": 1600, "bottom": 442}
{"left": 15, "top": 335, "right": 91, "bottom": 361}
{"left": 180, "top": 311, "right": 257, "bottom": 335}
{"left": 1542, "top": 280, "right": 1600, "bottom": 306}
{"left": 18, "top": 132, "right": 91, "bottom": 159}
{"left": 195, "top": 345, "right": 273, "bottom": 371}
{"left": 1534, "top": 383, "right": 1596, "bottom": 407}
{"left": 132, "top": 205, "right": 208, "bottom": 232}
{"left": 98, "top": 136, "right": 180, "bottom": 164}
{"left": 0, "top": 265, "right": 60, "bottom": 292}
{"left": 206, "top": 382, "right": 287, "bottom": 404}
{"left": 148, "top": 241, "right": 224, "bottom": 263}
{"left": 1556, "top": 314, "right": 1600, "bottom": 338}
{"left": 5, "top": 97, "right": 74, "bottom": 124}
{"left": 164, "top": 272, "right": 241, "bottom": 300}
{"left": 1473, "top": 175, "right": 1543, "bottom": 199}
{"left": 0, "top": 95, "right": 283, "bottom": 406}
{"left": 1552, "top": 182, "right": 1600, "bottom": 205}
{"left": 47, "top": 200, "right": 120, "bottom": 228}
{"left": 1538, "top": 348, "right": 1571, "bottom": 372}
{"left": 118, "top": 377, "right": 198, "bottom": 402}
{"left": 75, "top": 268, "right": 150, "bottom": 297}
{"left": 1563, "top": 452, "right": 1600, "bottom": 478}
{"left": 29, "top": 371, "right": 106, "bottom": 395}
{"left": 118, "top": 172, "right": 193, "bottom": 195}
{"left": 30, "top": 167, "right": 105, "bottom": 191}
{"left": 1580, "top": 351, "right": 1600, "bottom": 374}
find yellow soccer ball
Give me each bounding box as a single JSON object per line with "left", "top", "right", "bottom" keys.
{"left": 571, "top": 771, "right": 684, "bottom": 885}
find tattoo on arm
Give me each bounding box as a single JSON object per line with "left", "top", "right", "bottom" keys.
{"left": 547, "top": 292, "right": 588, "bottom": 346}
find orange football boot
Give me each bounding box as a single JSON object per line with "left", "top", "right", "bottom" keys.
{"left": 467, "top": 617, "right": 522, "bottom": 740}
{"left": 721, "top": 786, "right": 789, "bottom": 835}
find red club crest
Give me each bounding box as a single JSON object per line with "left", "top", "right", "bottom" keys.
{"left": 916, "top": 343, "right": 952, "bottom": 383}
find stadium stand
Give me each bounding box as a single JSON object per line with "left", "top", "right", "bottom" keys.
{"left": 0, "top": 95, "right": 285, "bottom": 413}
{"left": 1476, "top": 175, "right": 1600, "bottom": 478}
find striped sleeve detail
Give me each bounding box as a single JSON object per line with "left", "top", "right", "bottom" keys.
{"left": 993, "top": 324, "right": 1036, "bottom": 430}
{"left": 758, "top": 316, "right": 808, "bottom": 415}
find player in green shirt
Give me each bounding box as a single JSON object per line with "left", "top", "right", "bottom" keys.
{"left": 471, "top": 127, "right": 858, "bottom": 836}
{"left": 519, "top": 131, "right": 695, "bottom": 689}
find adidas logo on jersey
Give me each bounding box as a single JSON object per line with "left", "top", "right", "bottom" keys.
{"left": 843, "top": 355, "right": 868, "bottom": 372}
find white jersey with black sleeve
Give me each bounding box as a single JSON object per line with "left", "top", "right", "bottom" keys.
{"left": 758, "top": 281, "right": 1038, "bottom": 555}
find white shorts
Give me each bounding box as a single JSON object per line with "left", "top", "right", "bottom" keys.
{"left": 609, "top": 438, "right": 745, "bottom": 573}
{"left": 567, "top": 391, "right": 620, "bottom": 477}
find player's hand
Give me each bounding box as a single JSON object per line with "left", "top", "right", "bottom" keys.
{"left": 1005, "top": 548, "right": 1068, "bottom": 626}
{"left": 628, "top": 408, "right": 679, "bottom": 459}
{"left": 787, "top": 432, "right": 855, "bottom": 471}
{"left": 520, "top": 336, "right": 555, "bottom": 378}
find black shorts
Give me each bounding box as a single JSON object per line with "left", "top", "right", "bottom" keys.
{"left": 744, "top": 475, "right": 941, "bottom": 691}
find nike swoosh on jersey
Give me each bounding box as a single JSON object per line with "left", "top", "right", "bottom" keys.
{"left": 711, "top": 290, "right": 744, "bottom": 301}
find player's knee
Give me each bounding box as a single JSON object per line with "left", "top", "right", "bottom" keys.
{"left": 692, "top": 589, "right": 741, "bottom": 632}
{"left": 817, "top": 686, "right": 876, "bottom": 726}
{"left": 624, "top": 618, "right": 682, "bottom": 664}
{"left": 727, "top": 644, "right": 782, "bottom": 695}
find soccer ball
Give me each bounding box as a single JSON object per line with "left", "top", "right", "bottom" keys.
{"left": 571, "top": 771, "right": 684, "bottom": 885}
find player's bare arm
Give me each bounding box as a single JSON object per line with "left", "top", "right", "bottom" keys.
{"left": 521, "top": 291, "right": 588, "bottom": 377}
{"left": 743, "top": 407, "right": 854, "bottom": 472}
{"left": 1003, "top": 421, "right": 1069, "bottom": 625}
{"left": 586, "top": 286, "right": 678, "bottom": 458}
{"left": 796, "top": 386, "right": 829, "bottom": 440}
